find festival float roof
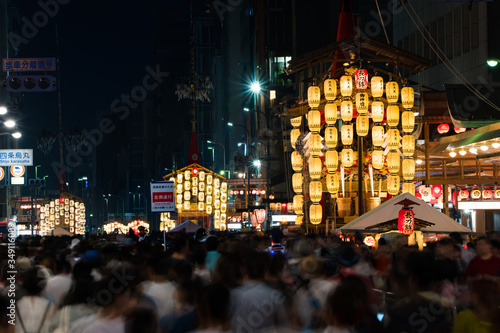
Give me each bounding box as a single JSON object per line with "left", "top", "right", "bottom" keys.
{"left": 339, "top": 193, "right": 473, "bottom": 234}
{"left": 169, "top": 220, "right": 201, "bottom": 233}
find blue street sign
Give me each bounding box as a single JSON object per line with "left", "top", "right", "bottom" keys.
{"left": 2, "top": 58, "right": 56, "bottom": 72}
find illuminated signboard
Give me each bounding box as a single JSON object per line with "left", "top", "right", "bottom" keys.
{"left": 458, "top": 201, "right": 500, "bottom": 210}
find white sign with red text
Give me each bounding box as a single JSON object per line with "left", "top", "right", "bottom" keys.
{"left": 150, "top": 181, "right": 175, "bottom": 213}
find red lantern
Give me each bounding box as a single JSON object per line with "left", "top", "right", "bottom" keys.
{"left": 432, "top": 185, "right": 442, "bottom": 199}
{"left": 459, "top": 190, "right": 469, "bottom": 199}
{"left": 415, "top": 192, "right": 422, "bottom": 199}
{"left": 398, "top": 208, "right": 414, "bottom": 235}
{"left": 192, "top": 167, "right": 198, "bottom": 177}
{"left": 255, "top": 209, "right": 266, "bottom": 224}
{"left": 452, "top": 191, "right": 457, "bottom": 207}
{"left": 483, "top": 190, "right": 493, "bottom": 199}
{"left": 355, "top": 69, "right": 368, "bottom": 90}
{"left": 454, "top": 127, "right": 466, "bottom": 134}
{"left": 60, "top": 197, "right": 65, "bottom": 204}
{"left": 281, "top": 203, "right": 287, "bottom": 212}
{"left": 437, "top": 123, "right": 450, "bottom": 134}
{"left": 430, "top": 198, "right": 437, "bottom": 205}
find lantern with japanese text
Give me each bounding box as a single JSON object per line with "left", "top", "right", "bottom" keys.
{"left": 341, "top": 101, "right": 353, "bottom": 122}
{"left": 371, "top": 101, "right": 384, "bottom": 123}
{"left": 340, "top": 75, "right": 353, "bottom": 97}
{"left": 308, "top": 86, "right": 321, "bottom": 108}
{"left": 355, "top": 69, "right": 368, "bottom": 90}
{"left": 309, "top": 133, "right": 322, "bottom": 156}
{"left": 355, "top": 92, "right": 369, "bottom": 113}
{"left": 401, "top": 87, "right": 414, "bottom": 109}
{"left": 325, "top": 127, "right": 338, "bottom": 148}
{"left": 324, "top": 79, "right": 337, "bottom": 101}
{"left": 402, "top": 135, "right": 415, "bottom": 156}
{"left": 292, "top": 173, "right": 303, "bottom": 194}
{"left": 290, "top": 116, "right": 302, "bottom": 128}
{"left": 341, "top": 124, "right": 354, "bottom": 145}
{"left": 356, "top": 115, "right": 369, "bottom": 137}
{"left": 341, "top": 148, "right": 355, "bottom": 168}
{"left": 371, "top": 76, "right": 384, "bottom": 97}
{"left": 308, "top": 110, "right": 321, "bottom": 132}
{"left": 310, "top": 204, "right": 322, "bottom": 224}
{"left": 293, "top": 195, "right": 303, "bottom": 215}
{"left": 309, "top": 181, "right": 322, "bottom": 203}
{"left": 387, "top": 129, "right": 400, "bottom": 149}
{"left": 398, "top": 208, "right": 414, "bottom": 235}
{"left": 387, "top": 175, "right": 400, "bottom": 195}
{"left": 291, "top": 151, "right": 303, "bottom": 172}
{"left": 386, "top": 81, "right": 399, "bottom": 103}
{"left": 372, "top": 126, "right": 385, "bottom": 147}
{"left": 325, "top": 103, "right": 338, "bottom": 125}
{"left": 326, "top": 173, "right": 340, "bottom": 194}
{"left": 309, "top": 157, "right": 322, "bottom": 180}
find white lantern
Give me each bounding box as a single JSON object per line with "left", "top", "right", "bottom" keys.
{"left": 387, "top": 105, "right": 400, "bottom": 127}
{"left": 371, "top": 76, "right": 384, "bottom": 98}
{"left": 310, "top": 204, "right": 322, "bottom": 224}
{"left": 291, "top": 151, "right": 303, "bottom": 172}
{"left": 340, "top": 75, "right": 353, "bottom": 97}
{"left": 309, "top": 133, "right": 322, "bottom": 157}
{"left": 309, "top": 181, "right": 322, "bottom": 203}
{"left": 387, "top": 128, "right": 400, "bottom": 150}
{"left": 386, "top": 81, "right": 399, "bottom": 103}
{"left": 402, "top": 111, "right": 415, "bottom": 133}
{"left": 341, "top": 124, "right": 354, "bottom": 146}
{"left": 341, "top": 148, "right": 355, "bottom": 168}
{"left": 308, "top": 86, "right": 321, "bottom": 108}
{"left": 355, "top": 92, "right": 369, "bottom": 114}
{"left": 402, "top": 182, "right": 414, "bottom": 194}
{"left": 325, "top": 127, "right": 338, "bottom": 148}
{"left": 387, "top": 175, "right": 400, "bottom": 195}
{"left": 290, "top": 116, "right": 302, "bottom": 128}
{"left": 401, "top": 86, "right": 414, "bottom": 109}
{"left": 325, "top": 150, "right": 339, "bottom": 172}
{"left": 309, "top": 157, "right": 322, "bottom": 180}
{"left": 402, "top": 135, "right": 415, "bottom": 157}
{"left": 293, "top": 195, "right": 303, "bottom": 215}
{"left": 324, "top": 79, "right": 337, "bottom": 101}
{"left": 356, "top": 115, "right": 369, "bottom": 137}
{"left": 184, "top": 170, "right": 191, "bottom": 181}
{"left": 372, "top": 125, "right": 385, "bottom": 147}
{"left": 324, "top": 103, "right": 338, "bottom": 125}
{"left": 198, "top": 191, "right": 205, "bottom": 202}
{"left": 371, "top": 101, "right": 385, "bottom": 123}
{"left": 292, "top": 173, "right": 303, "bottom": 194}
{"left": 387, "top": 151, "right": 400, "bottom": 174}
{"left": 341, "top": 100, "right": 353, "bottom": 122}
{"left": 308, "top": 110, "right": 322, "bottom": 132}
{"left": 326, "top": 173, "right": 340, "bottom": 194}
{"left": 403, "top": 158, "right": 415, "bottom": 180}
{"left": 290, "top": 129, "right": 301, "bottom": 149}
{"left": 372, "top": 149, "right": 385, "bottom": 170}
{"left": 184, "top": 191, "right": 191, "bottom": 201}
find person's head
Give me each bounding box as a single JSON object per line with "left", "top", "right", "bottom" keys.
{"left": 94, "top": 261, "right": 139, "bottom": 311}
{"left": 435, "top": 237, "right": 455, "bottom": 260}
{"left": 244, "top": 250, "right": 270, "bottom": 281}
{"left": 21, "top": 266, "right": 46, "bottom": 296}
{"left": 138, "top": 226, "right": 146, "bottom": 236}
{"left": 205, "top": 236, "right": 219, "bottom": 252}
{"left": 197, "top": 283, "right": 230, "bottom": 329}
{"left": 390, "top": 248, "right": 433, "bottom": 297}
{"left": 337, "top": 244, "right": 360, "bottom": 268}
{"left": 212, "top": 253, "right": 243, "bottom": 289}
{"left": 125, "top": 307, "right": 158, "bottom": 333}
{"left": 468, "top": 276, "right": 500, "bottom": 322}
{"left": 449, "top": 232, "right": 463, "bottom": 245}
{"left": 475, "top": 236, "right": 492, "bottom": 257}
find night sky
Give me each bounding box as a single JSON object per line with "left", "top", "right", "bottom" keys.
{"left": 15, "top": 1, "right": 156, "bottom": 183}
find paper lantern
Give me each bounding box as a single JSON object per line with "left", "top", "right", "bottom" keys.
{"left": 308, "top": 110, "right": 321, "bottom": 132}
{"left": 293, "top": 195, "right": 303, "bottom": 215}
{"left": 432, "top": 185, "right": 442, "bottom": 199}
{"left": 325, "top": 150, "right": 339, "bottom": 172}
{"left": 372, "top": 149, "right": 385, "bottom": 169}
{"left": 308, "top": 86, "right": 321, "bottom": 108}
{"left": 402, "top": 159, "right": 415, "bottom": 180}
{"left": 184, "top": 191, "right": 191, "bottom": 201}
{"left": 310, "top": 204, "right": 322, "bottom": 224}
{"left": 341, "top": 148, "right": 355, "bottom": 168}
{"left": 387, "top": 151, "right": 400, "bottom": 174}
{"left": 355, "top": 69, "right": 368, "bottom": 90}
{"left": 402, "top": 111, "right": 415, "bottom": 133}
{"left": 483, "top": 190, "right": 493, "bottom": 199}
{"left": 355, "top": 92, "right": 369, "bottom": 114}
{"left": 309, "top": 181, "right": 322, "bottom": 203}
{"left": 386, "top": 81, "right": 399, "bottom": 103}
{"left": 198, "top": 191, "right": 205, "bottom": 202}
{"left": 206, "top": 205, "right": 213, "bottom": 215}
{"left": 326, "top": 173, "right": 340, "bottom": 193}
{"left": 387, "top": 175, "right": 400, "bottom": 195}
{"left": 340, "top": 75, "right": 353, "bottom": 97}
{"left": 401, "top": 87, "right": 414, "bottom": 109}
{"left": 290, "top": 116, "right": 302, "bottom": 128}
{"left": 324, "top": 79, "right": 337, "bottom": 101}
{"left": 325, "top": 103, "right": 338, "bottom": 125}
{"left": 291, "top": 151, "right": 303, "bottom": 172}
{"left": 184, "top": 201, "right": 190, "bottom": 210}
{"left": 341, "top": 124, "right": 354, "bottom": 145}
{"left": 387, "top": 128, "right": 400, "bottom": 150}
{"left": 290, "top": 129, "right": 301, "bottom": 149}
{"left": 340, "top": 100, "right": 353, "bottom": 122}
{"left": 184, "top": 181, "right": 191, "bottom": 191}
{"left": 402, "top": 182, "right": 415, "bottom": 194}
{"left": 292, "top": 173, "right": 303, "bottom": 194}
{"left": 309, "top": 133, "right": 322, "bottom": 156}
{"left": 356, "top": 115, "right": 369, "bottom": 137}
{"left": 372, "top": 125, "right": 385, "bottom": 147}
{"left": 325, "top": 127, "right": 338, "bottom": 148}
{"left": 398, "top": 208, "right": 414, "bottom": 235}
{"left": 295, "top": 216, "right": 303, "bottom": 225}
{"left": 471, "top": 189, "right": 481, "bottom": 199}
{"left": 309, "top": 157, "right": 322, "bottom": 180}
{"left": 495, "top": 189, "right": 500, "bottom": 199}
{"left": 198, "top": 202, "right": 205, "bottom": 211}
{"left": 371, "top": 76, "right": 384, "bottom": 97}
{"left": 459, "top": 190, "right": 469, "bottom": 199}
{"left": 421, "top": 187, "right": 432, "bottom": 202}
{"left": 371, "top": 101, "right": 384, "bottom": 123}
{"left": 387, "top": 105, "right": 400, "bottom": 127}
{"left": 402, "top": 135, "right": 415, "bottom": 157}
{"left": 438, "top": 123, "right": 450, "bottom": 134}
{"left": 454, "top": 127, "right": 466, "bottom": 134}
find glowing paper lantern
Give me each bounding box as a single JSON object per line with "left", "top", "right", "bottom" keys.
{"left": 495, "top": 189, "right": 500, "bottom": 199}
{"left": 386, "top": 81, "right": 399, "bottom": 103}
{"left": 293, "top": 195, "right": 303, "bottom": 215}
{"left": 341, "top": 148, "right": 355, "bottom": 168}
{"left": 308, "top": 110, "right": 321, "bottom": 132}
{"left": 372, "top": 125, "right": 385, "bottom": 147}
{"left": 471, "top": 189, "right": 481, "bottom": 199}
{"left": 459, "top": 190, "right": 469, "bottom": 199}
{"left": 308, "top": 86, "right": 321, "bottom": 108}
{"left": 291, "top": 151, "right": 303, "bottom": 172}
{"left": 184, "top": 191, "right": 191, "bottom": 201}
{"left": 387, "top": 128, "right": 400, "bottom": 150}
{"left": 341, "top": 100, "right": 353, "bottom": 122}
{"left": 398, "top": 208, "right": 414, "bottom": 235}
{"left": 432, "top": 185, "right": 442, "bottom": 199}
{"left": 290, "top": 116, "right": 302, "bottom": 128}
{"left": 308, "top": 157, "right": 322, "bottom": 180}
{"left": 402, "top": 135, "right": 415, "bottom": 157}
{"left": 402, "top": 182, "right": 415, "bottom": 194}
{"left": 454, "top": 127, "right": 466, "bottom": 134}
{"left": 371, "top": 101, "right": 385, "bottom": 123}
{"left": 438, "top": 123, "right": 450, "bottom": 134}
{"left": 341, "top": 124, "right": 354, "bottom": 145}
{"left": 292, "top": 173, "right": 303, "bottom": 194}
{"left": 324, "top": 79, "right": 337, "bottom": 101}
{"left": 355, "top": 92, "right": 369, "bottom": 114}
{"left": 387, "top": 175, "right": 400, "bottom": 195}
{"left": 309, "top": 181, "right": 322, "bottom": 203}
{"left": 401, "top": 87, "right": 414, "bottom": 109}
{"left": 310, "top": 204, "right": 322, "bottom": 224}
{"left": 325, "top": 103, "right": 338, "bottom": 125}
{"left": 295, "top": 216, "right": 303, "bottom": 225}
{"left": 340, "top": 75, "right": 353, "bottom": 97}
{"left": 290, "top": 129, "right": 301, "bottom": 149}
{"left": 387, "top": 105, "right": 400, "bottom": 127}
{"left": 372, "top": 149, "right": 385, "bottom": 169}
{"left": 355, "top": 69, "right": 368, "bottom": 90}
{"left": 325, "top": 150, "right": 339, "bottom": 172}
{"left": 325, "top": 127, "right": 338, "bottom": 148}
{"left": 356, "top": 115, "right": 369, "bottom": 137}
{"left": 371, "top": 76, "right": 384, "bottom": 97}
{"left": 402, "top": 159, "right": 415, "bottom": 180}
{"left": 326, "top": 173, "right": 340, "bottom": 194}
{"left": 401, "top": 111, "right": 415, "bottom": 133}
{"left": 483, "top": 190, "right": 493, "bottom": 199}
{"left": 309, "top": 133, "right": 322, "bottom": 156}
{"left": 387, "top": 151, "right": 400, "bottom": 174}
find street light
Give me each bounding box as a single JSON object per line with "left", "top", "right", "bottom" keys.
{"left": 207, "top": 140, "right": 226, "bottom": 176}
{"left": 108, "top": 194, "right": 125, "bottom": 219}
{"left": 3, "top": 120, "right": 16, "bottom": 128}
{"left": 237, "top": 142, "right": 247, "bottom": 156}
{"left": 0, "top": 106, "right": 7, "bottom": 115}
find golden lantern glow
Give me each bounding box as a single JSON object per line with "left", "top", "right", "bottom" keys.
{"left": 198, "top": 202, "right": 205, "bottom": 211}
{"left": 324, "top": 79, "right": 337, "bottom": 101}
{"left": 198, "top": 191, "right": 205, "bottom": 202}
{"left": 184, "top": 191, "right": 191, "bottom": 201}
{"left": 387, "top": 175, "right": 400, "bottom": 195}
{"left": 371, "top": 76, "right": 384, "bottom": 97}
{"left": 325, "top": 127, "right": 338, "bottom": 148}
{"left": 372, "top": 149, "right": 385, "bottom": 169}
{"left": 324, "top": 103, "right": 338, "bottom": 125}
{"left": 341, "top": 124, "right": 353, "bottom": 145}
{"left": 184, "top": 181, "right": 191, "bottom": 191}
{"left": 356, "top": 115, "right": 369, "bottom": 137}
{"left": 290, "top": 129, "right": 301, "bottom": 149}
{"left": 295, "top": 216, "right": 303, "bottom": 225}
{"left": 308, "top": 86, "right": 321, "bottom": 108}
{"left": 402, "top": 135, "right": 415, "bottom": 157}
{"left": 293, "top": 195, "right": 303, "bottom": 215}
{"left": 325, "top": 150, "right": 339, "bottom": 172}
{"left": 310, "top": 204, "right": 322, "bottom": 224}
{"left": 214, "top": 199, "right": 220, "bottom": 210}
{"left": 290, "top": 116, "right": 302, "bottom": 128}
{"left": 309, "top": 181, "right": 323, "bottom": 203}
{"left": 402, "top": 159, "right": 415, "bottom": 180}
{"left": 292, "top": 173, "right": 303, "bottom": 194}
{"left": 206, "top": 195, "right": 213, "bottom": 206}
{"left": 340, "top": 75, "right": 353, "bottom": 97}
{"left": 326, "top": 173, "right": 340, "bottom": 193}
{"left": 371, "top": 101, "right": 384, "bottom": 123}
{"left": 199, "top": 182, "right": 205, "bottom": 192}
{"left": 401, "top": 111, "right": 415, "bottom": 133}
{"left": 308, "top": 110, "right": 322, "bottom": 132}
{"left": 309, "top": 157, "right": 322, "bottom": 180}
{"left": 372, "top": 125, "right": 385, "bottom": 147}
{"left": 291, "top": 151, "right": 303, "bottom": 172}
{"left": 192, "top": 187, "right": 198, "bottom": 197}
{"left": 310, "top": 133, "right": 323, "bottom": 156}
{"left": 355, "top": 92, "right": 369, "bottom": 114}
{"left": 206, "top": 205, "right": 213, "bottom": 215}
{"left": 387, "top": 151, "right": 400, "bottom": 174}
{"left": 184, "top": 201, "right": 191, "bottom": 210}
{"left": 387, "top": 128, "right": 400, "bottom": 150}
{"left": 207, "top": 174, "right": 213, "bottom": 185}
{"left": 386, "top": 105, "right": 400, "bottom": 127}
{"left": 401, "top": 86, "right": 414, "bottom": 109}
{"left": 402, "top": 182, "right": 415, "bottom": 194}
{"left": 184, "top": 170, "right": 191, "bottom": 181}
{"left": 340, "top": 100, "right": 353, "bottom": 122}
{"left": 341, "top": 148, "right": 355, "bottom": 168}
{"left": 386, "top": 81, "right": 399, "bottom": 103}
{"left": 220, "top": 192, "right": 227, "bottom": 203}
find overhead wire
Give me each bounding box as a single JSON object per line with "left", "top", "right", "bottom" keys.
{"left": 375, "top": 0, "right": 391, "bottom": 45}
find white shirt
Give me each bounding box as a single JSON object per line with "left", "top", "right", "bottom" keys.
{"left": 45, "top": 273, "right": 72, "bottom": 306}
{"left": 71, "top": 314, "right": 126, "bottom": 333}
{"left": 15, "top": 296, "right": 55, "bottom": 333}
{"left": 141, "top": 280, "right": 177, "bottom": 317}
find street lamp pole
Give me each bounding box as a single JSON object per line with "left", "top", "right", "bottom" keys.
{"left": 207, "top": 140, "right": 226, "bottom": 176}
{"left": 108, "top": 194, "right": 125, "bottom": 220}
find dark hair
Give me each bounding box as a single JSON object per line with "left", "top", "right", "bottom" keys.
{"left": 21, "top": 267, "right": 45, "bottom": 296}
{"left": 325, "top": 275, "right": 369, "bottom": 327}
{"left": 245, "top": 251, "right": 270, "bottom": 280}
{"left": 205, "top": 236, "right": 219, "bottom": 251}
{"left": 476, "top": 236, "right": 491, "bottom": 245}
{"left": 198, "top": 283, "right": 230, "bottom": 328}
{"left": 125, "top": 307, "right": 158, "bottom": 333}
{"left": 212, "top": 253, "right": 242, "bottom": 289}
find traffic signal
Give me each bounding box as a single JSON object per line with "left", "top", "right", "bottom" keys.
{"left": 5, "top": 75, "right": 56, "bottom": 92}
{"left": 29, "top": 178, "right": 46, "bottom": 191}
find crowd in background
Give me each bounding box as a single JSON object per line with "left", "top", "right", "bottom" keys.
{"left": 0, "top": 227, "right": 500, "bottom": 333}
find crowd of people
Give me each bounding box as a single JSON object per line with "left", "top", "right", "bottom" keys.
{"left": 0, "top": 228, "right": 500, "bottom": 333}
